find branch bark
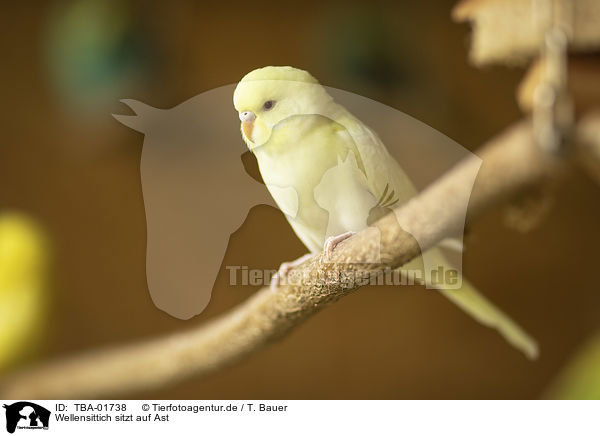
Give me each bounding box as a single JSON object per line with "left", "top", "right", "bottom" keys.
{"left": 2, "top": 115, "right": 597, "bottom": 399}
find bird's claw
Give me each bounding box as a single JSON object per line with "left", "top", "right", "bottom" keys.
{"left": 270, "top": 253, "right": 313, "bottom": 290}
{"left": 323, "top": 231, "right": 356, "bottom": 261}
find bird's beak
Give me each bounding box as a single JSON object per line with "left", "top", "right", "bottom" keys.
{"left": 239, "top": 111, "right": 256, "bottom": 142}
{"left": 242, "top": 121, "right": 254, "bottom": 140}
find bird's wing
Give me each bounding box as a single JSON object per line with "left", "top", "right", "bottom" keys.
{"left": 332, "top": 105, "right": 417, "bottom": 205}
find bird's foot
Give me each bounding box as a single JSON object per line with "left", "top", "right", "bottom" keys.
{"left": 323, "top": 231, "right": 356, "bottom": 261}
{"left": 270, "top": 253, "right": 313, "bottom": 290}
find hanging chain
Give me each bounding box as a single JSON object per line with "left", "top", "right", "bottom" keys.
{"left": 532, "top": 0, "right": 574, "bottom": 154}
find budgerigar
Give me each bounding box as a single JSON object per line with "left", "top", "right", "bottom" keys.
{"left": 233, "top": 66, "right": 538, "bottom": 359}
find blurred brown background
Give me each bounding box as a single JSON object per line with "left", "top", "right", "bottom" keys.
{"left": 1, "top": 0, "right": 600, "bottom": 399}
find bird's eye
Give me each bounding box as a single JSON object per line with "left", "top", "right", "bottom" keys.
{"left": 262, "top": 100, "right": 276, "bottom": 111}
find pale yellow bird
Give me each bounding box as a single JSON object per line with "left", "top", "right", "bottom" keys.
{"left": 233, "top": 66, "right": 538, "bottom": 359}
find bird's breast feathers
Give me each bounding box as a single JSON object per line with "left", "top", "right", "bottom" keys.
{"left": 254, "top": 114, "right": 380, "bottom": 247}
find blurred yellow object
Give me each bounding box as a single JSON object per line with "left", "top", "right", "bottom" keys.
{"left": 0, "top": 213, "right": 48, "bottom": 372}
{"left": 546, "top": 332, "right": 600, "bottom": 399}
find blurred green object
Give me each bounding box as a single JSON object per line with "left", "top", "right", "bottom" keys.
{"left": 317, "top": 5, "right": 409, "bottom": 93}
{"left": 0, "top": 212, "right": 49, "bottom": 372}
{"left": 44, "top": 0, "right": 154, "bottom": 114}
{"left": 545, "top": 333, "right": 600, "bottom": 399}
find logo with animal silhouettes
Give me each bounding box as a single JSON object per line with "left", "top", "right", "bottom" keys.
{"left": 3, "top": 402, "right": 50, "bottom": 433}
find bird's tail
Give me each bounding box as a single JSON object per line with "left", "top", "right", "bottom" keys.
{"left": 404, "top": 248, "right": 539, "bottom": 359}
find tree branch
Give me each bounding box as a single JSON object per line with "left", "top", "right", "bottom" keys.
{"left": 2, "top": 115, "right": 597, "bottom": 399}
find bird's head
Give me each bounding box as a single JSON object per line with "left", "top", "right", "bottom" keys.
{"left": 233, "top": 66, "right": 332, "bottom": 150}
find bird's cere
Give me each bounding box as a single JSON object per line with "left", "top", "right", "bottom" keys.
{"left": 239, "top": 111, "right": 256, "bottom": 122}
